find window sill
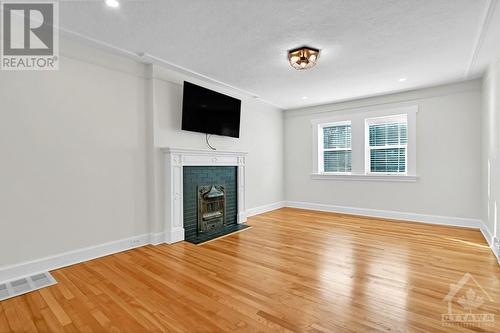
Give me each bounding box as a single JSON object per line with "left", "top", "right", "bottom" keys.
{"left": 311, "top": 173, "right": 418, "bottom": 182}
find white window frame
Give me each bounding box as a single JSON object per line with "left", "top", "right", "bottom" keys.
{"left": 318, "top": 121, "right": 352, "bottom": 175}
{"left": 311, "top": 105, "right": 417, "bottom": 182}
{"left": 365, "top": 114, "right": 408, "bottom": 175}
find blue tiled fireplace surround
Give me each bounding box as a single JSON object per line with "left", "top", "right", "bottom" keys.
{"left": 183, "top": 166, "right": 248, "bottom": 244}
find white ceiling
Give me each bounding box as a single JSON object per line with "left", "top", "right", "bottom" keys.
{"left": 59, "top": 0, "right": 500, "bottom": 109}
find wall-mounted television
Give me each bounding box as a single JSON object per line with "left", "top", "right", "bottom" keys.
{"left": 181, "top": 81, "right": 241, "bottom": 138}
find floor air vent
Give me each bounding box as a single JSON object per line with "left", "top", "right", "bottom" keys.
{"left": 0, "top": 272, "right": 57, "bottom": 301}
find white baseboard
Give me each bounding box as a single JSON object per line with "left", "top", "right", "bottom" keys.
{"left": 0, "top": 199, "right": 288, "bottom": 283}
{"left": 494, "top": 238, "right": 500, "bottom": 262}
{"left": 149, "top": 232, "right": 165, "bottom": 245}
{"left": 480, "top": 221, "right": 494, "bottom": 247}
{"left": 285, "top": 201, "right": 500, "bottom": 263}
{"left": 238, "top": 212, "right": 248, "bottom": 224}
{"left": 246, "top": 201, "right": 286, "bottom": 217}
{"left": 0, "top": 233, "right": 153, "bottom": 283}
{"left": 2, "top": 201, "right": 495, "bottom": 283}
{"left": 479, "top": 221, "right": 499, "bottom": 262}
{"left": 164, "top": 228, "right": 184, "bottom": 244}
{"left": 285, "top": 201, "right": 481, "bottom": 228}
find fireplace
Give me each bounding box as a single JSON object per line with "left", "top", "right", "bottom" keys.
{"left": 161, "top": 147, "right": 248, "bottom": 244}
{"left": 198, "top": 185, "right": 226, "bottom": 234}
{"left": 182, "top": 165, "right": 249, "bottom": 244}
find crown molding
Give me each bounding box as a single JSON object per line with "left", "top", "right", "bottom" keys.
{"left": 466, "top": 0, "right": 499, "bottom": 78}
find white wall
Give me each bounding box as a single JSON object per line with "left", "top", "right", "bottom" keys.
{"left": 0, "top": 39, "right": 150, "bottom": 267}
{"left": 148, "top": 71, "right": 284, "bottom": 233}
{"left": 285, "top": 80, "right": 482, "bottom": 220}
{"left": 481, "top": 59, "right": 500, "bottom": 246}
{"left": 0, "top": 38, "right": 284, "bottom": 268}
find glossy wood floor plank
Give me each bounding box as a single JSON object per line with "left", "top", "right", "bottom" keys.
{"left": 1, "top": 208, "right": 499, "bottom": 332}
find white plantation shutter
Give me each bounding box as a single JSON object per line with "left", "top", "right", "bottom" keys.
{"left": 367, "top": 114, "right": 407, "bottom": 173}
{"left": 321, "top": 122, "right": 352, "bottom": 173}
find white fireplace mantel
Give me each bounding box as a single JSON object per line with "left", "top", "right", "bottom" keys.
{"left": 161, "top": 147, "right": 248, "bottom": 244}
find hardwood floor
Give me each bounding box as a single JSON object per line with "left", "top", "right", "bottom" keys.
{"left": 1, "top": 208, "right": 499, "bottom": 332}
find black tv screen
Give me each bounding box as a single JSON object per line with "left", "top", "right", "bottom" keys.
{"left": 181, "top": 81, "right": 241, "bottom": 138}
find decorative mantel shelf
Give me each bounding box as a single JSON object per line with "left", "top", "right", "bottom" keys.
{"left": 161, "top": 147, "right": 248, "bottom": 244}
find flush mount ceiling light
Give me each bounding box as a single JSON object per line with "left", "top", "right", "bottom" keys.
{"left": 105, "top": 0, "right": 120, "bottom": 8}
{"left": 288, "top": 46, "right": 320, "bottom": 70}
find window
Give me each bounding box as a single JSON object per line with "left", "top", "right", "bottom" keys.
{"left": 366, "top": 115, "right": 407, "bottom": 174}
{"left": 311, "top": 106, "right": 417, "bottom": 181}
{"left": 320, "top": 122, "right": 352, "bottom": 173}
